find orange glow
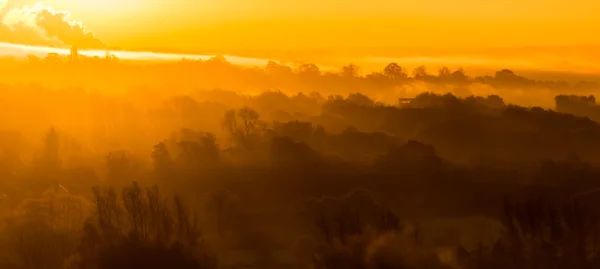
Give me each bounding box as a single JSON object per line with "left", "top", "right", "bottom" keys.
{"left": 1, "top": 0, "right": 600, "bottom": 74}
{"left": 2, "top": 0, "right": 599, "bottom": 50}
{"left": 4, "top": 2, "right": 600, "bottom": 269}
{"left": 0, "top": 0, "right": 598, "bottom": 75}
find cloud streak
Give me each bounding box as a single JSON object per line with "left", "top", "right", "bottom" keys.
{"left": 0, "top": 1, "right": 104, "bottom": 48}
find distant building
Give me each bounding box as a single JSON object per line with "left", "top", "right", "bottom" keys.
{"left": 399, "top": 98, "right": 414, "bottom": 106}
{"left": 70, "top": 46, "right": 79, "bottom": 60}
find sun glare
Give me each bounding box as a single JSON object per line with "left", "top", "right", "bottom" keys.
{"left": 47, "top": 0, "right": 147, "bottom": 15}
{"left": 84, "top": 0, "right": 143, "bottom": 11}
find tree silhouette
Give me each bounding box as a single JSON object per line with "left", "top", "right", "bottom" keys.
{"left": 341, "top": 64, "right": 360, "bottom": 77}
{"left": 298, "top": 63, "right": 321, "bottom": 76}
{"left": 413, "top": 65, "right": 429, "bottom": 79}
{"left": 438, "top": 66, "right": 451, "bottom": 78}
{"left": 36, "top": 128, "right": 62, "bottom": 181}
{"left": 222, "top": 107, "right": 264, "bottom": 149}
{"left": 79, "top": 183, "right": 216, "bottom": 269}
{"left": 383, "top": 62, "right": 407, "bottom": 80}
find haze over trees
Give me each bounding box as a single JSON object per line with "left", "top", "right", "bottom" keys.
{"left": 0, "top": 54, "right": 600, "bottom": 268}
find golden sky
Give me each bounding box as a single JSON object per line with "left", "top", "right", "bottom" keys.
{"left": 2, "top": 0, "right": 600, "bottom": 53}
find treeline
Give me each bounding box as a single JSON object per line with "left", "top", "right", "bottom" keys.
{"left": 0, "top": 53, "right": 597, "bottom": 107}
{"left": 1, "top": 88, "right": 600, "bottom": 268}
{"left": 0, "top": 88, "right": 600, "bottom": 269}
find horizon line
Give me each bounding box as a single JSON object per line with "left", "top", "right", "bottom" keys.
{"left": 1, "top": 42, "right": 600, "bottom": 76}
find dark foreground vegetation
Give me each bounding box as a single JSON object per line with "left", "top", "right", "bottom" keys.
{"left": 1, "top": 56, "right": 600, "bottom": 269}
